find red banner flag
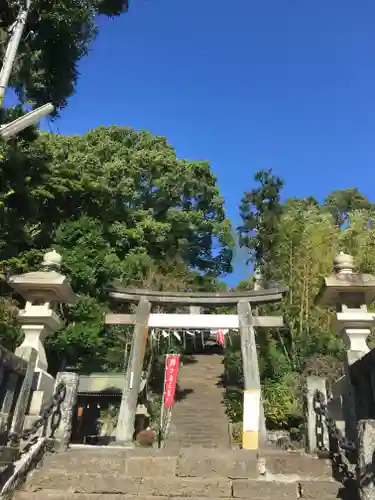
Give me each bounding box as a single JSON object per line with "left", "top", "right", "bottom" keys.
{"left": 163, "top": 354, "right": 180, "bottom": 407}
{"left": 217, "top": 329, "right": 225, "bottom": 345}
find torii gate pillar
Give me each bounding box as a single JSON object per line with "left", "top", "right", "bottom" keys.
{"left": 238, "top": 300, "right": 264, "bottom": 450}
{"left": 115, "top": 298, "right": 151, "bottom": 445}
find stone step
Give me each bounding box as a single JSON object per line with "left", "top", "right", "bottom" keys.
{"left": 168, "top": 424, "right": 228, "bottom": 429}
{"left": 174, "top": 400, "right": 224, "bottom": 403}
{"left": 171, "top": 421, "right": 227, "bottom": 426}
{"left": 170, "top": 434, "right": 228, "bottom": 439}
{"left": 172, "top": 411, "right": 226, "bottom": 415}
{"left": 169, "top": 431, "right": 227, "bottom": 435}
{"left": 172, "top": 437, "right": 229, "bottom": 443}
{"left": 17, "top": 479, "right": 347, "bottom": 499}
{"left": 30, "top": 450, "right": 333, "bottom": 479}
{"left": 172, "top": 412, "right": 225, "bottom": 417}
{"left": 170, "top": 354, "right": 228, "bottom": 445}
{"left": 172, "top": 416, "right": 228, "bottom": 429}
{"left": 173, "top": 408, "right": 226, "bottom": 413}
{"left": 170, "top": 422, "right": 227, "bottom": 426}
{"left": 172, "top": 436, "right": 228, "bottom": 440}
{"left": 175, "top": 396, "right": 223, "bottom": 399}
{"left": 173, "top": 443, "right": 230, "bottom": 449}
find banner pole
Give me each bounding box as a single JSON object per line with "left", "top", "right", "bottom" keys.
{"left": 158, "top": 354, "right": 168, "bottom": 448}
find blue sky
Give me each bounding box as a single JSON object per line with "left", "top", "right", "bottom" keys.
{"left": 21, "top": 1, "right": 375, "bottom": 284}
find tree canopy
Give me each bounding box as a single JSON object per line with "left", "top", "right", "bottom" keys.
{"left": 0, "top": 125, "right": 233, "bottom": 373}
{"left": 0, "top": 0, "right": 129, "bottom": 111}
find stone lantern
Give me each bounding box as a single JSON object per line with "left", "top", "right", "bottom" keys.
{"left": 316, "top": 252, "right": 375, "bottom": 444}
{"left": 316, "top": 252, "right": 375, "bottom": 364}
{"left": 8, "top": 250, "right": 76, "bottom": 413}
{"left": 253, "top": 268, "right": 264, "bottom": 291}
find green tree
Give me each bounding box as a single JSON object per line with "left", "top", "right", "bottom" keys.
{"left": 324, "top": 188, "right": 373, "bottom": 228}
{"left": 0, "top": 0, "right": 128, "bottom": 111}
{"left": 1, "top": 126, "right": 233, "bottom": 372}
{"left": 238, "top": 169, "right": 283, "bottom": 280}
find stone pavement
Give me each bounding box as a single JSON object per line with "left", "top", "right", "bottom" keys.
{"left": 14, "top": 445, "right": 357, "bottom": 499}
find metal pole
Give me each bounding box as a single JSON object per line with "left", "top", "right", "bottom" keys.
{"left": 0, "top": 0, "right": 31, "bottom": 106}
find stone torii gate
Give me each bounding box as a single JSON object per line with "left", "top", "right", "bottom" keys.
{"left": 105, "top": 285, "right": 287, "bottom": 450}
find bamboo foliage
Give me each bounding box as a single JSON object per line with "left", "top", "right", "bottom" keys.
{"left": 274, "top": 205, "right": 340, "bottom": 366}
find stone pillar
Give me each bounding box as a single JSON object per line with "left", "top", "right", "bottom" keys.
{"left": 253, "top": 270, "right": 267, "bottom": 445}
{"left": 52, "top": 372, "right": 79, "bottom": 452}
{"left": 115, "top": 298, "right": 151, "bottom": 445}
{"left": 238, "top": 300, "right": 263, "bottom": 450}
{"left": 357, "top": 419, "right": 375, "bottom": 500}
{"left": 16, "top": 322, "right": 56, "bottom": 413}
{"left": 306, "top": 376, "right": 329, "bottom": 453}
{"left": 16, "top": 323, "right": 50, "bottom": 372}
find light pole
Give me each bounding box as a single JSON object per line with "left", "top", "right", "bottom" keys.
{"left": 0, "top": 0, "right": 31, "bottom": 106}
{"left": 0, "top": 0, "right": 54, "bottom": 139}
{"left": 0, "top": 103, "right": 54, "bottom": 140}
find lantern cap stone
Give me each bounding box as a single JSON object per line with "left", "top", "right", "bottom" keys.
{"left": 8, "top": 250, "right": 76, "bottom": 304}
{"left": 316, "top": 252, "right": 375, "bottom": 307}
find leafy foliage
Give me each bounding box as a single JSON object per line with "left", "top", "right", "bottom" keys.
{"left": 238, "top": 169, "right": 283, "bottom": 280}
{"left": 324, "top": 188, "right": 373, "bottom": 228}
{"left": 0, "top": 0, "right": 129, "bottom": 110}
{"left": 0, "top": 126, "right": 233, "bottom": 375}
{"left": 224, "top": 171, "right": 375, "bottom": 430}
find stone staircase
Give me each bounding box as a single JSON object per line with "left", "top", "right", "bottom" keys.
{"left": 14, "top": 446, "right": 356, "bottom": 499}
{"left": 166, "top": 352, "right": 230, "bottom": 448}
